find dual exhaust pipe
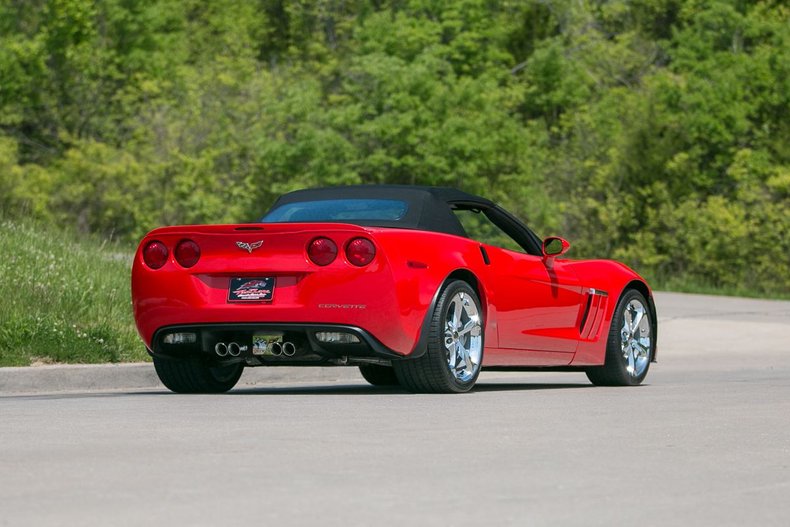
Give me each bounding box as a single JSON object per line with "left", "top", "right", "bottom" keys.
{"left": 266, "top": 341, "right": 297, "bottom": 357}
{"left": 214, "top": 341, "right": 297, "bottom": 357}
{"left": 214, "top": 342, "right": 246, "bottom": 357}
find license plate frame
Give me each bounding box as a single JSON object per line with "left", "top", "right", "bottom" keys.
{"left": 227, "top": 277, "right": 275, "bottom": 303}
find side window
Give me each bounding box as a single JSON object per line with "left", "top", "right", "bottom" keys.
{"left": 453, "top": 208, "right": 525, "bottom": 253}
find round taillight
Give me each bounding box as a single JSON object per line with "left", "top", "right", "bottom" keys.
{"left": 346, "top": 237, "right": 376, "bottom": 267}
{"left": 307, "top": 237, "right": 337, "bottom": 266}
{"left": 175, "top": 239, "right": 200, "bottom": 268}
{"left": 143, "top": 241, "right": 168, "bottom": 269}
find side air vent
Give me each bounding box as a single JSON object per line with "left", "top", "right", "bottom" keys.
{"left": 580, "top": 288, "right": 609, "bottom": 340}
{"left": 479, "top": 246, "right": 490, "bottom": 265}
{"left": 579, "top": 294, "right": 593, "bottom": 333}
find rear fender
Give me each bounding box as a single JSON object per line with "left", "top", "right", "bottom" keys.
{"left": 407, "top": 268, "right": 487, "bottom": 359}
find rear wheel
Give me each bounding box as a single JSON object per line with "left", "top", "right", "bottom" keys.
{"left": 153, "top": 356, "right": 243, "bottom": 393}
{"left": 358, "top": 364, "right": 399, "bottom": 386}
{"left": 586, "top": 289, "right": 653, "bottom": 386}
{"left": 393, "top": 280, "right": 484, "bottom": 393}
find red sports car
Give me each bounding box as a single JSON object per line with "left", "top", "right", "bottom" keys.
{"left": 131, "top": 186, "right": 657, "bottom": 393}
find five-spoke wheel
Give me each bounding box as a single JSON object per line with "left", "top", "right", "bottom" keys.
{"left": 620, "top": 298, "right": 652, "bottom": 378}
{"left": 586, "top": 289, "right": 653, "bottom": 386}
{"left": 443, "top": 290, "right": 483, "bottom": 383}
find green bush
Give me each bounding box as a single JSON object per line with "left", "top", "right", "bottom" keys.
{"left": 0, "top": 0, "right": 787, "bottom": 297}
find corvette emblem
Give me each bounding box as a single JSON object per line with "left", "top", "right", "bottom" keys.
{"left": 236, "top": 240, "right": 263, "bottom": 253}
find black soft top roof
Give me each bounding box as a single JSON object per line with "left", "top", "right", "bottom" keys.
{"left": 268, "top": 185, "right": 495, "bottom": 237}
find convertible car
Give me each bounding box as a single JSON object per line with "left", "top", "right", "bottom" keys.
{"left": 131, "top": 185, "right": 657, "bottom": 393}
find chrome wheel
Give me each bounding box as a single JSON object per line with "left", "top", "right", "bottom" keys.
{"left": 620, "top": 299, "right": 651, "bottom": 377}
{"left": 444, "top": 291, "right": 482, "bottom": 383}
{"left": 586, "top": 289, "right": 654, "bottom": 387}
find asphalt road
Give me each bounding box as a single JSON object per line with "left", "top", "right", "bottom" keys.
{"left": 2, "top": 292, "right": 789, "bottom": 526}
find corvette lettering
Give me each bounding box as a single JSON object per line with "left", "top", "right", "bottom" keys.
{"left": 318, "top": 304, "right": 367, "bottom": 309}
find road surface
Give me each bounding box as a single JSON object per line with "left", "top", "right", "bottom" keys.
{"left": 1, "top": 292, "right": 789, "bottom": 526}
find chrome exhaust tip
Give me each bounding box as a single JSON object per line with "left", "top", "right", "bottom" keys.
{"left": 282, "top": 342, "right": 296, "bottom": 357}
{"left": 270, "top": 342, "right": 283, "bottom": 357}
{"left": 228, "top": 342, "right": 241, "bottom": 357}
{"left": 215, "top": 342, "right": 228, "bottom": 357}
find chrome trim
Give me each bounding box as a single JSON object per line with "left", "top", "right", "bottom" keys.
{"left": 236, "top": 240, "right": 263, "bottom": 253}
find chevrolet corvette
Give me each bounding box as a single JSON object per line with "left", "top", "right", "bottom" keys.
{"left": 131, "top": 185, "right": 657, "bottom": 393}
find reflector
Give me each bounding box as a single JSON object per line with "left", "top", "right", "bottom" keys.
{"left": 315, "top": 332, "right": 361, "bottom": 344}
{"left": 163, "top": 332, "right": 197, "bottom": 344}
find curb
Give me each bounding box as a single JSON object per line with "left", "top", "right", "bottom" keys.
{"left": 0, "top": 362, "right": 363, "bottom": 395}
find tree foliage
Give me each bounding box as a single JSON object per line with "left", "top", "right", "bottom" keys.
{"left": 1, "top": 0, "right": 788, "bottom": 294}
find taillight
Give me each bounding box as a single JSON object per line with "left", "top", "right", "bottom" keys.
{"left": 143, "top": 241, "right": 168, "bottom": 269}
{"left": 345, "top": 237, "right": 375, "bottom": 266}
{"left": 307, "top": 237, "right": 337, "bottom": 266}
{"left": 174, "top": 239, "right": 200, "bottom": 268}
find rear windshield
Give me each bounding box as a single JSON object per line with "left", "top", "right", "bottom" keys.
{"left": 261, "top": 199, "right": 409, "bottom": 223}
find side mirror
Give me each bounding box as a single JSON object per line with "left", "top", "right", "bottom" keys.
{"left": 542, "top": 237, "right": 571, "bottom": 257}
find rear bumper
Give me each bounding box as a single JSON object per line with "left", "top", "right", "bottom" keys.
{"left": 151, "top": 322, "right": 405, "bottom": 366}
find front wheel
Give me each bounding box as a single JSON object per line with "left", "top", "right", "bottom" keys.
{"left": 586, "top": 289, "right": 654, "bottom": 386}
{"left": 393, "top": 280, "right": 484, "bottom": 393}
{"left": 153, "top": 356, "right": 243, "bottom": 393}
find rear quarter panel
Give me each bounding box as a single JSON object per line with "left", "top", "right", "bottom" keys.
{"left": 365, "top": 228, "right": 496, "bottom": 350}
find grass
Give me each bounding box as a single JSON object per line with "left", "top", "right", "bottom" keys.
{"left": 0, "top": 219, "right": 148, "bottom": 367}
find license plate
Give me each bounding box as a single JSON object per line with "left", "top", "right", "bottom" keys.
{"left": 228, "top": 277, "right": 275, "bottom": 302}
{"left": 252, "top": 333, "right": 284, "bottom": 356}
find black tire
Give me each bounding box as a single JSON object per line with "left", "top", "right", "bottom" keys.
{"left": 393, "top": 280, "right": 484, "bottom": 393}
{"left": 153, "top": 356, "right": 243, "bottom": 393}
{"left": 358, "top": 364, "right": 400, "bottom": 386}
{"left": 586, "top": 289, "right": 654, "bottom": 386}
